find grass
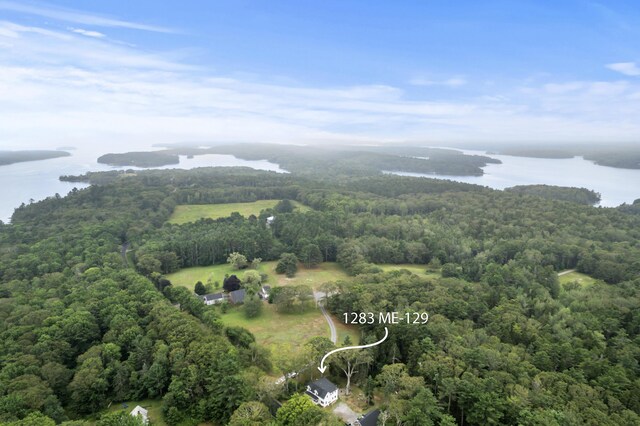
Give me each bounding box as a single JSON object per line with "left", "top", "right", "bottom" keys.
{"left": 168, "top": 200, "right": 310, "bottom": 224}
{"left": 104, "top": 399, "right": 165, "bottom": 426}
{"left": 222, "top": 303, "right": 359, "bottom": 352}
{"left": 559, "top": 271, "right": 598, "bottom": 287}
{"left": 165, "top": 261, "right": 350, "bottom": 291}
{"left": 167, "top": 262, "right": 358, "bottom": 352}
{"left": 377, "top": 263, "right": 441, "bottom": 279}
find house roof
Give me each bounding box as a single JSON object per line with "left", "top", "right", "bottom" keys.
{"left": 261, "top": 285, "right": 271, "bottom": 292}
{"left": 229, "top": 288, "right": 246, "bottom": 303}
{"left": 357, "top": 409, "right": 380, "bottom": 426}
{"left": 202, "top": 292, "right": 224, "bottom": 301}
{"left": 307, "top": 378, "right": 338, "bottom": 398}
{"left": 130, "top": 405, "right": 148, "bottom": 417}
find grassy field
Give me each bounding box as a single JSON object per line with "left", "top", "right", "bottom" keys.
{"left": 165, "top": 261, "right": 350, "bottom": 290}
{"left": 221, "top": 303, "right": 358, "bottom": 348}
{"left": 104, "top": 399, "right": 165, "bottom": 425}
{"left": 167, "top": 261, "right": 358, "bottom": 350}
{"left": 559, "top": 271, "right": 598, "bottom": 287}
{"left": 168, "top": 200, "right": 310, "bottom": 224}
{"left": 378, "top": 263, "right": 441, "bottom": 279}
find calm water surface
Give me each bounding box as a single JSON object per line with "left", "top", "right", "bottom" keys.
{"left": 2, "top": 146, "right": 639, "bottom": 223}
{"left": 0, "top": 147, "right": 287, "bottom": 223}
{"left": 388, "top": 148, "right": 640, "bottom": 207}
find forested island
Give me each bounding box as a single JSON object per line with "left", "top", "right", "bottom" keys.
{"left": 97, "top": 152, "right": 180, "bottom": 167}
{"left": 98, "top": 144, "right": 500, "bottom": 176}
{"left": 1, "top": 167, "right": 639, "bottom": 425}
{"left": 494, "top": 145, "right": 640, "bottom": 170}
{"left": 0, "top": 150, "right": 71, "bottom": 166}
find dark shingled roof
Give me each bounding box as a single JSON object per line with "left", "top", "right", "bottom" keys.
{"left": 229, "top": 288, "right": 246, "bottom": 304}
{"left": 307, "top": 378, "right": 338, "bottom": 399}
{"left": 357, "top": 409, "right": 380, "bottom": 426}
{"left": 202, "top": 293, "right": 224, "bottom": 302}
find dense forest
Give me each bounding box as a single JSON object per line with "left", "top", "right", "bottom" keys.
{"left": 1, "top": 168, "right": 639, "bottom": 425}
{"left": 504, "top": 185, "right": 601, "bottom": 206}
{"left": 496, "top": 145, "right": 640, "bottom": 170}
{"left": 96, "top": 144, "right": 500, "bottom": 176}
{"left": 97, "top": 152, "right": 180, "bottom": 168}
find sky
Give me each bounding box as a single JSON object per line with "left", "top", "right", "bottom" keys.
{"left": 1, "top": 0, "right": 640, "bottom": 150}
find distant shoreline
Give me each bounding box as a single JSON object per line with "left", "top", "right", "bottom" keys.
{"left": 0, "top": 150, "right": 71, "bottom": 166}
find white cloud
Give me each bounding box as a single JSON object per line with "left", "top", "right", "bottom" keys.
{"left": 606, "top": 62, "right": 640, "bottom": 76}
{"left": 410, "top": 76, "right": 467, "bottom": 87}
{"left": 0, "top": 1, "right": 174, "bottom": 33}
{"left": 69, "top": 27, "right": 105, "bottom": 38}
{"left": 3, "top": 18, "right": 640, "bottom": 149}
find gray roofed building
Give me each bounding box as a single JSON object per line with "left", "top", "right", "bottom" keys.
{"left": 201, "top": 292, "right": 225, "bottom": 305}
{"left": 229, "top": 288, "right": 246, "bottom": 304}
{"left": 354, "top": 409, "right": 380, "bottom": 426}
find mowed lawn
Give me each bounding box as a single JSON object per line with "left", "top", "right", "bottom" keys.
{"left": 102, "top": 399, "right": 164, "bottom": 426}
{"left": 168, "top": 200, "right": 310, "bottom": 224}
{"left": 559, "top": 271, "right": 598, "bottom": 287}
{"left": 166, "top": 262, "right": 358, "bottom": 350}
{"left": 222, "top": 303, "right": 358, "bottom": 349}
{"left": 165, "top": 261, "right": 349, "bottom": 290}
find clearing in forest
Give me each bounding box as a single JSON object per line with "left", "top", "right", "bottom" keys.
{"left": 165, "top": 262, "right": 357, "bottom": 351}
{"left": 558, "top": 271, "right": 598, "bottom": 287}
{"left": 167, "top": 200, "right": 310, "bottom": 224}
{"left": 165, "top": 261, "right": 349, "bottom": 290}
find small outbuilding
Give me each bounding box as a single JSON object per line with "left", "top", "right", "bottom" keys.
{"left": 130, "top": 405, "right": 149, "bottom": 424}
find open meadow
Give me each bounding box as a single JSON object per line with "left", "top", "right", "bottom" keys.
{"left": 168, "top": 200, "right": 310, "bottom": 224}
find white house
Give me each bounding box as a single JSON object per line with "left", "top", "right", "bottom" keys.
{"left": 130, "top": 405, "right": 149, "bottom": 424}
{"left": 266, "top": 216, "right": 275, "bottom": 226}
{"left": 201, "top": 292, "right": 225, "bottom": 305}
{"left": 306, "top": 378, "right": 339, "bottom": 407}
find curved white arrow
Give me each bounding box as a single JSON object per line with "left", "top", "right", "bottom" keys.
{"left": 318, "top": 327, "right": 389, "bottom": 374}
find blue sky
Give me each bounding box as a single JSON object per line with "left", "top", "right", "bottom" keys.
{"left": 1, "top": 0, "right": 640, "bottom": 149}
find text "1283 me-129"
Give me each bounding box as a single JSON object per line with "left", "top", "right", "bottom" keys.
{"left": 342, "top": 312, "right": 429, "bottom": 325}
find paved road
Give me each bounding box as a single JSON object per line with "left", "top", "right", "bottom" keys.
{"left": 558, "top": 269, "right": 576, "bottom": 276}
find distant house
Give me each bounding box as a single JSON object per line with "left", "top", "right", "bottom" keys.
{"left": 259, "top": 285, "right": 271, "bottom": 300}
{"left": 306, "top": 378, "right": 339, "bottom": 407}
{"left": 130, "top": 405, "right": 149, "bottom": 424}
{"left": 201, "top": 292, "right": 225, "bottom": 305}
{"left": 354, "top": 409, "right": 380, "bottom": 426}
{"left": 229, "top": 288, "right": 246, "bottom": 304}
{"left": 266, "top": 216, "right": 275, "bottom": 226}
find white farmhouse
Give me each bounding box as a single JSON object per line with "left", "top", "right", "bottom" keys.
{"left": 201, "top": 292, "right": 225, "bottom": 305}
{"left": 306, "top": 378, "right": 339, "bottom": 407}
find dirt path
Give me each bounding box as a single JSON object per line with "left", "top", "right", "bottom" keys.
{"left": 320, "top": 304, "right": 338, "bottom": 344}
{"left": 558, "top": 269, "right": 576, "bottom": 276}
{"left": 314, "top": 291, "right": 337, "bottom": 344}
{"left": 120, "top": 242, "right": 130, "bottom": 267}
